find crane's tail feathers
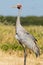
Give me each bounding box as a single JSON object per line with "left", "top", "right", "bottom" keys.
{"left": 35, "top": 47, "right": 40, "bottom": 57}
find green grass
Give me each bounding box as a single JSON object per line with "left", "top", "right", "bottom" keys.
{"left": 0, "top": 24, "right": 43, "bottom": 53}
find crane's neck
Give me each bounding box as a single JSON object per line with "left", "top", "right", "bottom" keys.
{"left": 16, "top": 9, "right": 21, "bottom": 26}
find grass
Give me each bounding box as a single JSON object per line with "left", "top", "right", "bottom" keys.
{"left": 0, "top": 23, "right": 43, "bottom": 54}
{"left": 0, "top": 50, "right": 43, "bottom": 65}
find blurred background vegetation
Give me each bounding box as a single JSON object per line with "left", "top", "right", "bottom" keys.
{"left": 0, "top": 15, "right": 43, "bottom": 54}
{"left": 0, "top": 15, "right": 43, "bottom": 25}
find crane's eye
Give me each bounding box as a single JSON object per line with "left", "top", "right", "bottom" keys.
{"left": 17, "top": 4, "right": 22, "bottom": 9}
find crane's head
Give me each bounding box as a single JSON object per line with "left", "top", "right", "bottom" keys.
{"left": 11, "top": 4, "right": 22, "bottom": 9}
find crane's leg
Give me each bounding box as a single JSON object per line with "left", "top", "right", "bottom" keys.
{"left": 19, "top": 41, "right": 27, "bottom": 65}
{"left": 24, "top": 47, "right": 27, "bottom": 65}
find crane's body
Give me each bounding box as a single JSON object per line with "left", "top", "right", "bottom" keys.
{"left": 15, "top": 13, "right": 40, "bottom": 57}
{"left": 12, "top": 4, "right": 40, "bottom": 65}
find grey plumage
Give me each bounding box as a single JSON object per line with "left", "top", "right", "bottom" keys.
{"left": 15, "top": 15, "right": 40, "bottom": 57}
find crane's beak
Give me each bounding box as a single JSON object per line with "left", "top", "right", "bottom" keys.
{"left": 11, "top": 4, "right": 22, "bottom": 9}
{"left": 11, "top": 5, "right": 17, "bottom": 8}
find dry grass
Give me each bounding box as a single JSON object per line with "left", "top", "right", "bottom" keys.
{"left": 0, "top": 24, "right": 43, "bottom": 45}
{"left": 0, "top": 24, "right": 43, "bottom": 65}
{"left": 0, "top": 24, "right": 15, "bottom": 44}
{"left": 0, "top": 24, "right": 43, "bottom": 52}
{"left": 0, "top": 50, "right": 43, "bottom": 65}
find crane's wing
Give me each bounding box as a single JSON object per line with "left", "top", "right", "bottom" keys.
{"left": 21, "top": 26, "right": 37, "bottom": 42}
{"left": 25, "top": 31, "right": 37, "bottom": 41}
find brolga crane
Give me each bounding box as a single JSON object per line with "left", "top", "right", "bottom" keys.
{"left": 12, "top": 4, "right": 40, "bottom": 65}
